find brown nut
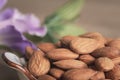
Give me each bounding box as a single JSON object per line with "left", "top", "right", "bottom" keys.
{"left": 90, "top": 71, "right": 105, "bottom": 80}
{"left": 37, "top": 42, "right": 56, "bottom": 53}
{"left": 53, "top": 59, "right": 87, "bottom": 70}
{"left": 55, "top": 41, "right": 61, "bottom": 48}
{"left": 60, "top": 35, "right": 79, "bottom": 47}
{"left": 28, "top": 50, "right": 50, "bottom": 77}
{"left": 46, "top": 49, "right": 79, "bottom": 60}
{"left": 79, "top": 55, "right": 95, "bottom": 64}
{"left": 62, "top": 68, "right": 97, "bottom": 80}
{"left": 38, "top": 75, "right": 56, "bottom": 80}
{"left": 80, "top": 32, "right": 106, "bottom": 48}
{"left": 49, "top": 68, "right": 64, "bottom": 79}
{"left": 107, "top": 39, "right": 120, "bottom": 50}
{"left": 105, "top": 65, "right": 120, "bottom": 80}
{"left": 105, "top": 38, "right": 113, "bottom": 45}
{"left": 100, "top": 79, "right": 112, "bottom": 80}
{"left": 25, "top": 46, "right": 34, "bottom": 59}
{"left": 95, "top": 57, "right": 114, "bottom": 72}
{"left": 112, "top": 57, "right": 120, "bottom": 64}
{"left": 91, "top": 47, "right": 120, "bottom": 59}
{"left": 70, "top": 37, "right": 99, "bottom": 54}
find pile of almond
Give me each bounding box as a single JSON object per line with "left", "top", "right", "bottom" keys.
{"left": 26, "top": 32, "right": 120, "bottom": 80}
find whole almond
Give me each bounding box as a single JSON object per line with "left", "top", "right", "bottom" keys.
{"left": 80, "top": 32, "right": 106, "bottom": 48}
{"left": 100, "top": 79, "right": 112, "bottom": 80}
{"left": 70, "top": 37, "right": 98, "bottom": 54}
{"left": 105, "top": 65, "right": 120, "bottom": 80}
{"left": 105, "top": 38, "right": 113, "bottom": 45}
{"left": 25, "top": 46, "right": 34, "bottom": 59}
{"left": 28, "top": 50, "right": 50, "bottom": 77}
{"left": 49, "top": 68, "right": 64, "bottom": 79}
{"left": 91, "top": 47, "right": 120, "bottom": 59}
{"left": 53, "top": 59, "right": 87, "bottom": 69}
{"left": 107, "top": 39, "right": 120, "bottom": 50}
{"left": 90, "top": 71, "right": 105, "bottom": 80}
{"left": 60, "top": 35, "right": 79, "bottom": 47}
{"left": 62, "top": 68, "right": 97, "bottom": 80}
{"left": 38, "top": 75, "right": 56, "bottom": 80}
{"left": 46, "top": 49, "right": 79, "bottom": 60}
{"left": 79, "top": 55, "right": 95, "bottom": 64}
{"left": 112, "top": 57, "right": 120, "bottom": 64}
{"left": 37, "top": 42, "right": 56, "bottom": 53}
{"left": 95, "top": 57, "right": 114, "bottom": 72}
{"left": 55, "top": 41, "right": 61, "bottom": 48}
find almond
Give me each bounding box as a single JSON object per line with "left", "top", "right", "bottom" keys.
{"left": 105, "top": 65, "right": 120, "bottom": 80}
{"left": 55, "top": 41, "right": 61, "bottom": 48}
{"left": 70, "top": 37, "right": 98, "bottom": 54}
{"left": 80, "top": 32, "right": 106, "bottom": 48}
{"left": 112, "top": 57, "right": 120, "bottom": 64}
{"left": 105, "top": 38, "right": 113, "bottom": 45}
{"left": 100, "top": 79, "right": 112, "bottom": 80}
{"left": 25, "top": 46, "right": 34, "bottom": 59}
{"left": 37, "top": 42, "right": 56, "bottom": 53}
{"left": 49, "top": 68, "right": 64, "bottom": 79}
{"left": 62, "top": 68, "right": 97, "bottom": 80}
{"left": 28, "top": 50, "right": 50, "bottom": 77}
{"left": 90, "top": 71, "right": 105, "bottom": 80}
{"left": 38, "top": 75, "right": 56, "bottom": 80}
{"left": 46, "top": 49, "right": 79, "bottom": 60}
{"left": 107, "top": 39, "right": 120, "bottom": 50}
{"left": 91, "top": 47, "right": 120, "bottom": 59}
{"left": 79, "top": 55, "right": 95, "bottom": 64}
{"left": 95, "top": 57, "right": 114, "bottom": 72}
{"left": 53, "top": 59, "right": 87, "bottom": 69}
{"left": 60, "top": 35, "right": 79, "bottom": 47}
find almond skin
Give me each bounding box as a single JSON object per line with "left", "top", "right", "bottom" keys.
{"left": 49, "top": 68, "right": 64, "bottom": 79}
{"left": 100, "top": 79, "right": 112, "bottom": 80}
{"left": 107, "top": 39, "right": 120, "bottom": 50}
{"left": 60, "top": 35, "right": 79, "bottom": 47}
{"left": 90, "top": 71, "right": 105, "bottom": 80}
{"left": 80, "top": 32, "right": 106, "bottom": 48}
{"left": 91, "top": 47, "right": 120, "bottom": 59}
{"left": 62, "top": 68, "right": 97, "bottom": 80}
{"left": 95, "top": 57, "right": 114, "bottom": 72}
{"left": 79, "top": 55, "right": 95, "bottom": 64}
{"left": 105, "top": 65, "right": 120, "bottom": 80}
{"left": 25, "top": 46, "right": 34, "bottom": 59}
{"left": 112, "top": 57, "right": 120, "bottom": 64}
{"left": 55, "top": 41, "right": 61, "bottom": 48}
{"left": 105, "top": 38, "right": 113, "bottom": 45}
{"left": 70, "top": 37, "right": 98, "bottom": 54}
{"left": 28, "top": 50, "right": 50, "bottom": 77}
{"left": 37, "top": 42, "right": 56, "bottom": 53}
{"left": 46, "top": 49, "right": 79, "bottom": 60}
{"left": 38, "top": 75, "right": 56, "bottom": 80}
{"left": 53, "top": 59, "right": 87, "bottom": 70}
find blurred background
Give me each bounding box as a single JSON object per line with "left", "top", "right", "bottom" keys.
{"left": 0, "top": 0, "right": 120, "bottom": 80}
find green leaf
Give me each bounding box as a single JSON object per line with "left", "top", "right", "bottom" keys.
{"left": 55, "top": 24, "right": 85, "bottom": 37}
{"left": 44, "top": 0, "right": 85, "bottom": 27}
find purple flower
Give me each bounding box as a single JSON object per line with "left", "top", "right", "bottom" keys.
{"left": 0, "top": 8, "right": 47, "bottom": 37}
{"left": 0, "top": 0, "right": 7, "bottom": 10}
{"left": 0, "top": 25, "right": 37, "bottom": 54}
{"left": 0, "top": 0, "right": 47, "bottom": 54}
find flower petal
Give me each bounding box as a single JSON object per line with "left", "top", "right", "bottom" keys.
{"left": 11, "top": 40, "right": 37, "bottom": 54}
{"left": 28, "top": 26, "right": 47, "bottom": 37}
{"left": 0, "top": 25, "right": 36, "bottom": 54}
{"left": 0, "top": 25, "right": 22, "bottom": 45}
{"left": 0, "top": 8, "right": 14, "bottom": 21}
{"left": 0, "top": 8, "right": 47, "bottom": 37}
{"left": 0, "top": 0, "right": 7, "bottom": 10}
